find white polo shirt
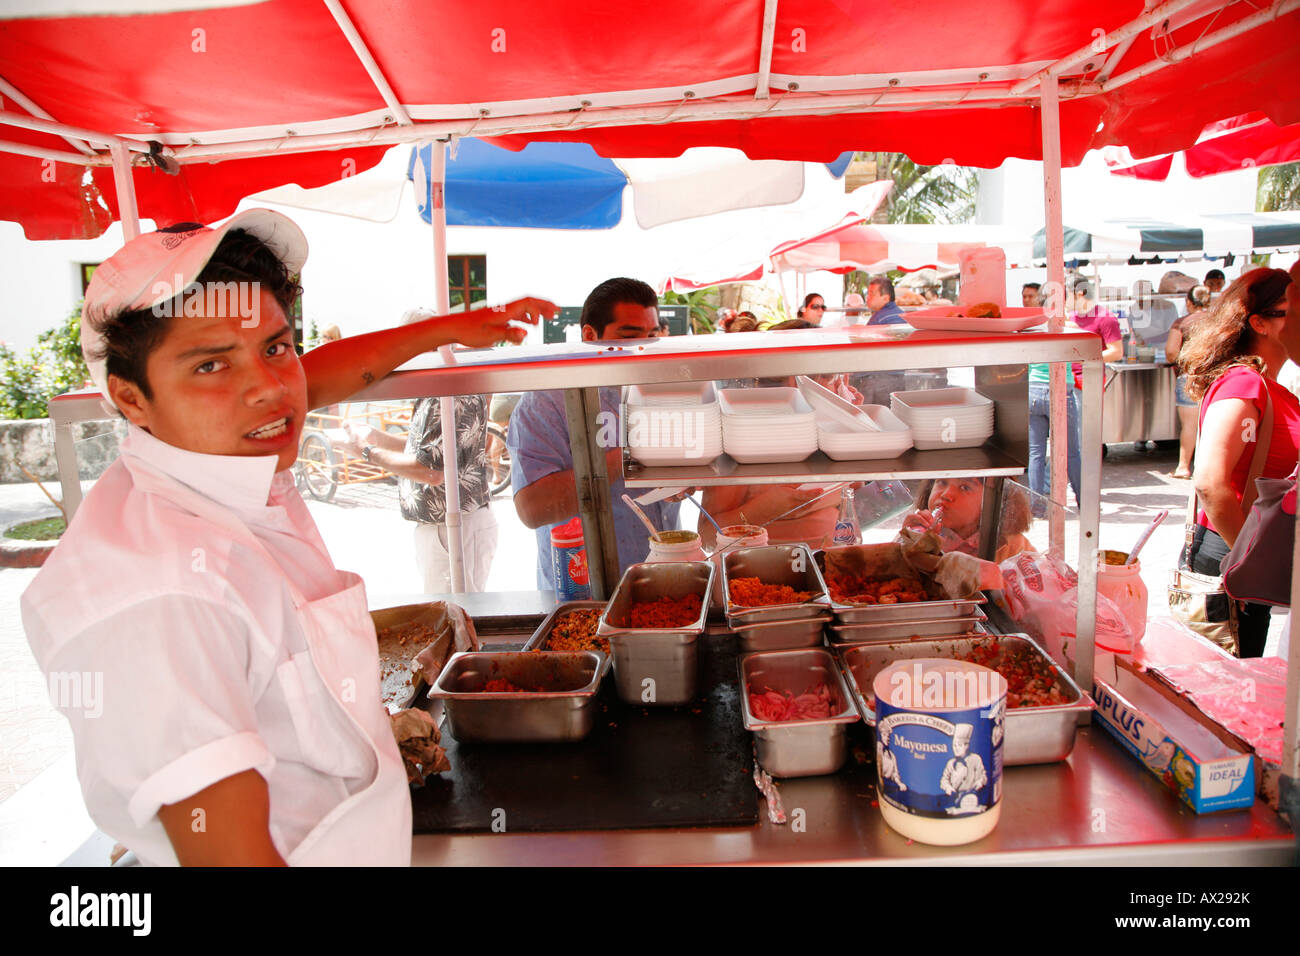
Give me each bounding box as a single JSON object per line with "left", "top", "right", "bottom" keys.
{"left": 21, "top": 425, "right": 410, "bottom": 866}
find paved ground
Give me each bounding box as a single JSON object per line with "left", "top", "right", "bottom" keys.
{"left": 0, "top": 443, "right": 1290, "bottom": 863}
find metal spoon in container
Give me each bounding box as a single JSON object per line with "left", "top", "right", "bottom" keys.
{"left": 686, "top": 493, "right": 724, "bottom": 536}
{"left": 621, "top": 493, "right": 662, "bottom": 540}
{"left": 635, "top": 485, "right": 724, "bottom": 536}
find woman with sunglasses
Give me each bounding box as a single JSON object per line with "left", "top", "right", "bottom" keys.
{"left": 1178, "top": 268, "right": 1298, "bottom": 657}
{"left": 796, "top": 293, "right": 827, "bottom": 326}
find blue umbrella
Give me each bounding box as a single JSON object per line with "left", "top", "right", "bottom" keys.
{"left": 410, "top": 140, "right": 627, "bottom": 229}
{"left": 408, "top": 139, "right": 855, "bottom": 230}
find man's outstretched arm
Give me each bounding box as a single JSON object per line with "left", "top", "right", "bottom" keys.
{"left": 302, "top": 298, "right": 555, "bottom": 410}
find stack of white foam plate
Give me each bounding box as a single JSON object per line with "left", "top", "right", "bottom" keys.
{"left": 624, "top": 382, "right": 723, "bottom": 466}
{"left": 719, "top": 387, "right": 818, "bottom": 464}
{"left": 817, "top": 405, "right": 914, "bottom": 460}
{"left": 795, "top": 375, "right": 881, "bottom": 433}
{"left": 889, "top": 387, "right": 994, "bottom": 450}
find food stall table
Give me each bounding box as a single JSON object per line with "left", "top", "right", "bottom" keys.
{"left": 410, "top": 726, "right": 1292, "bottom": 866}
{"left": 391, "top": 597, "right": 1293, "bottom": 866}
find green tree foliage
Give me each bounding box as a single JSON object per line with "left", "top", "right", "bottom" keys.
{"left": 1257, "top": 162, "right": 1299, "bottom": 211}
{"left": 661, "top": 287, "right": 723, "bottom": 334}
{"left": 864, "top": 152, "right": 980, "bottom": 225}
{"left": 843, "top": 153, "right": 977, "bottom": 296}
{"left": 0, "top": 304, "right": 91, "bottom": 419}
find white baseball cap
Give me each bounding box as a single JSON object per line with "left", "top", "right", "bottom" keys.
{"left": 81, "top": 209, "right": 308, "bottom": 406}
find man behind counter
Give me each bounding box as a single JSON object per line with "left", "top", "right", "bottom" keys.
{"left": 508, "top": 277, "right": 681, "bottom": 591}
{"left": 21, "top": 211, "right": 554, "bottom": 866}
{"left": 865, "top": 276, "right": 906, "bottom": 326}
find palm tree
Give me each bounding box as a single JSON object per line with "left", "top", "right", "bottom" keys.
{"left": 1258, "top": 162, "right": 1299, "bottom": 211}
{"left": 862, "top": 152, "right": 979, "bottom": 225}
{"left": 842, "top": 153, "right": 979, "bottom": 294}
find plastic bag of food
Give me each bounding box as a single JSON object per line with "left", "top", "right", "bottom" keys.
{"left": 390, "top": 708, "right": 450, "bottom": 786}
{"left": 998, "top": 551, "right": 1135, "bottom": 669}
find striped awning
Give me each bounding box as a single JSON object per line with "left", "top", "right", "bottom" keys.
{"left": 1031, "top": 212, "right": 1300, "bottom": 259}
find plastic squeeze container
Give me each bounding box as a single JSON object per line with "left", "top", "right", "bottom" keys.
{"left": 1097, "top": 550, "right": 1148, "bottom": 645}
{"left": 956, "top": 246, "right": 1007, "bottom": 309}
{"left": 648, "top": 530, "right": 707, "bottom": 564}
{"left": 550, "top": 516, "right": 591, "bottom": 600}
{"left": 873, "top": 658, "right": 1007, "bottom": 846}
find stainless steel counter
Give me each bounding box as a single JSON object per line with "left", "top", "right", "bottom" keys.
{"left": 1103, "top": 362, "right": 1177, "bottom": 445}
{"left": 411, "top": 727, "right": 1293, "bottom": 866}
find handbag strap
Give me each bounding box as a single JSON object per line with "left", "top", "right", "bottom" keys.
{"left": 1242, "top": 374, "right": 1275, "bottom": 514}
{"left": 1183, "top": 368, "right": 1275, "bottom": 551}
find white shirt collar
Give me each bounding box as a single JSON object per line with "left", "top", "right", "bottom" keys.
{"left": 120, "top": 424, "right": 282, "bottom": 512}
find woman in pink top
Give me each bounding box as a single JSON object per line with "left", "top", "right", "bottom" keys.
{"left": 1178, "top": 268, "right": 1298, "bottom": 656}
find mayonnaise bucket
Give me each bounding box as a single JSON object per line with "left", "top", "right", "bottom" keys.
{"left": 873, "top": 658, "right": 1007, "bottom": 846}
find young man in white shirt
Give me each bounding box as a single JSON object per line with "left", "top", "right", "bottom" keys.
{"left": 21, "top": 210, "right": 553, "bottom": 865}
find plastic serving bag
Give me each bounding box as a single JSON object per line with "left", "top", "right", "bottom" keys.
{"left": 998, "top": 551, "right": 1136, "bottom": 671}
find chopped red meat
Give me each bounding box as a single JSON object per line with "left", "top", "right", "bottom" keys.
{"left": 749, "top": 682, "right": 834, "bottom": 721}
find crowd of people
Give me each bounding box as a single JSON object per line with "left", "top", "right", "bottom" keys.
{"left": 298, "top": 259, "right": 1297, "bottom": 665}
{"left": 1019, "top": 264, "right": 1299, "bottom": 659}
{"left": 717, "top": 277, "right": 910, "bottom": 331}
{"left": 1021, "top": 270, "right": 1236, "bottom": 505}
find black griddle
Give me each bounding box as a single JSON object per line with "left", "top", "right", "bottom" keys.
{"left": 410, "top": 631, "right": 759, "bottom": 833}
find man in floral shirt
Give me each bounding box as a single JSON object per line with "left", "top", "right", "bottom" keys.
{"left": 345, "top": 391, "right": 496, "bottom": 593}
{"left": 341, "top": 306, "right": 498, "bottom": 592}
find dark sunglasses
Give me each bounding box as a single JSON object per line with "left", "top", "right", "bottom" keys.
{"left": 1255, "top": 309, "right": 1286, "bottom": 319}
{"left": 807, "top": 303, "right": 826, "bottom": 310}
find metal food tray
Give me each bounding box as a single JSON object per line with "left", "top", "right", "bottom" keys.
{"left": 739, "top": 648, "right": 860, "bottom": 777}
{"left": 825, "top": 609, "right": 987, "bottom": 645}
{"left": 722, "top": 544, "right": 831, "bottom": 626}
{"left": 835, "top": 634, "right": 1093, "bottom": 765}
{"left": 730, "top": 613, "right": 833, "bottom": 653}
{"left": 521, "top": 600, "right": 612, "bottom": 679}
{"left": 427, "top": 650, "right": 604, "bottom": 743}
{"left": 813, "top": 546, "right": 988, "bottom": 624}
{"left": 598, "top": 561, "right": 714, "bottom": 706}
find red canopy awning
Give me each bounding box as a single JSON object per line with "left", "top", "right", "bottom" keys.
{"left": 1105, "top": 112, "right": 1300, "bottom": 180}
{"left": 2, "top": 0, "right": 1298, "bottom": 239}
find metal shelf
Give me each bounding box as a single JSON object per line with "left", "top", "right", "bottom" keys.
{"left": 341, "top": 326, "right": 1102, "bottom": 401}
{"left": 48, "top": 327, "right": 1101, "bottom": 413}
{"left": 622, "top": 445, "right": 1026, "bottom": 487}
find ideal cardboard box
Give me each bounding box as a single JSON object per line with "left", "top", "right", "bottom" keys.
{"left": 1092, "top": 653, "right": 1257, "bottom": 814}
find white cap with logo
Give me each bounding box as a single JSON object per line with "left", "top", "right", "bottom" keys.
{"left": 81, "top": 209, "right": 308, "bottom": 407}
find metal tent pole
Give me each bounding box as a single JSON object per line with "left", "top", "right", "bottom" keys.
{"left": 55, "top": 145, "right": 144, "bottom": 520}
{"left": 109, "top": 142, "right": 140, "bottom": 241}
{"left": 1284, "top": 445, "right": 1300, "bottom": 829}
{"left": 774, "top": 265, "right": 791, "bottom": 318}
{"left": 1039, "top": 74, "right": 1068, "bottom": 554}
{"left": 427, "top": 139, "right": 465, "bottom": 594}
{"left": 1040, "top": 73, "right": 1097, "bottom": 698}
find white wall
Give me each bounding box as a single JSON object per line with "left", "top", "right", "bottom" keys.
{"left": 0, "top": 221, "right": 155, "bottom": 352}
